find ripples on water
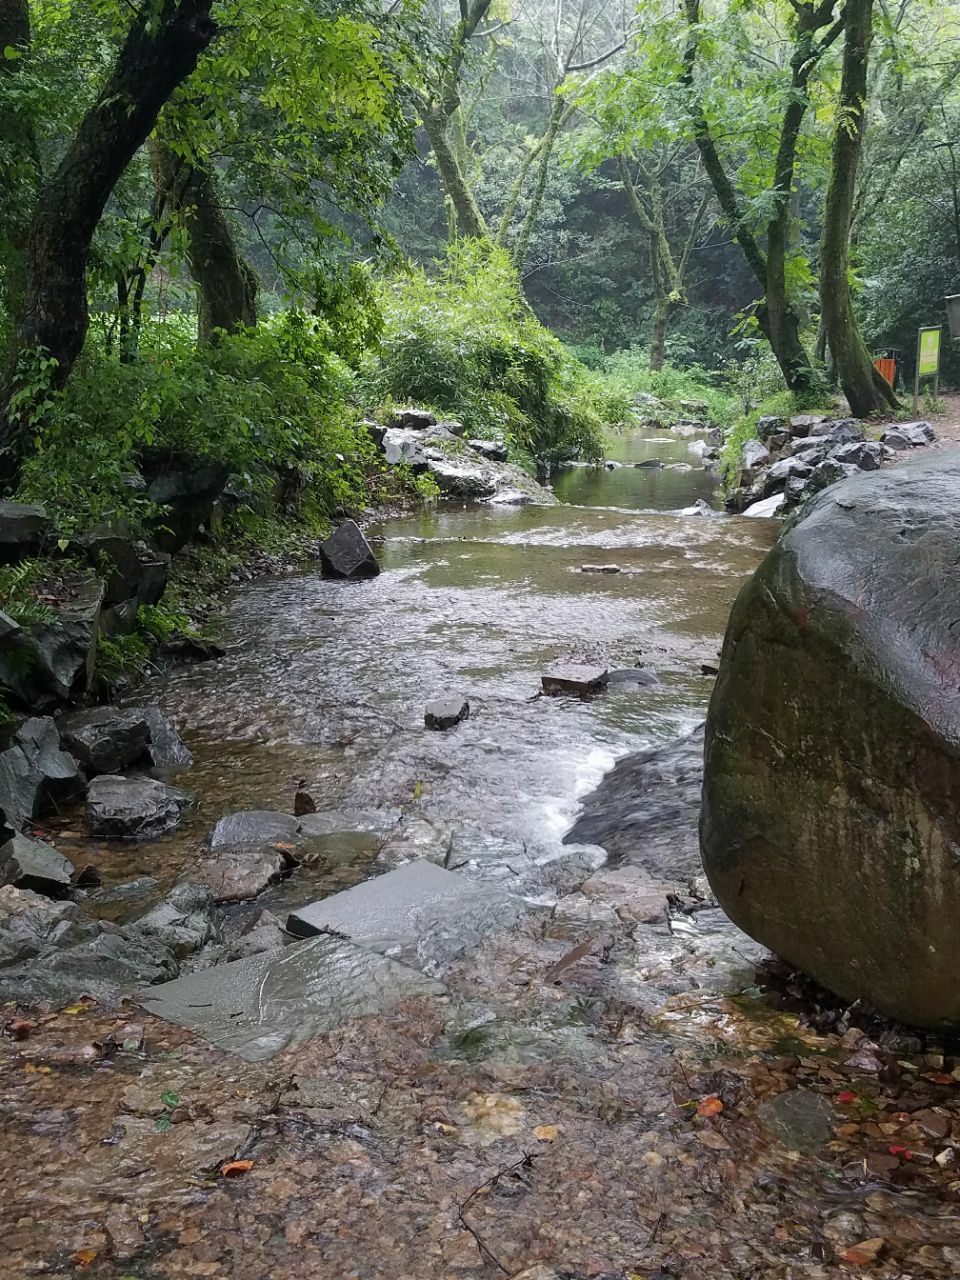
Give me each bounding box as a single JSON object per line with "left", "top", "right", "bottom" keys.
{"left": 72, "top": 429, "right": 776, "bottom": 895}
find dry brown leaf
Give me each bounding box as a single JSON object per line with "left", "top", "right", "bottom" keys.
{"left": 697, "top": 1095, "right": 724, "bottom": 1118}
{"left": 533, "top": 1124, "right": 559, "bottom": 1142}
{"left": 71, "top": 1249, "right": 98, "bottom": 1268}
{"left": 221, "top": 1159, "right": 254, "bottom": 1177}
{"left": 840, "top": 1238, "right": 886, "bottom": 1266}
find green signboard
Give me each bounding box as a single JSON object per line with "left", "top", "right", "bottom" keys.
{"left": 918, "top": 326, "right": 942, "bottom": 378}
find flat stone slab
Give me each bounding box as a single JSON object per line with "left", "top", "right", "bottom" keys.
{"left": 286, "top": 859, "right": 524, "bottom": 974}
{"left": 140, "top": 936, "right": 444, "bottom": 1062}
{"left": 424, "top": 696, "right": 470, "bottom": 731}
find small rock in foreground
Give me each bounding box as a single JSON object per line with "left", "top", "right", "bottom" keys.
{"left": 319, "top": 520, "right": 380, "bottom": 580}
{"left": 424, "top": 697, "right": 470, "bottom": 731}
{"left": 580, "top": 564, "right": 621, "bottom": 574}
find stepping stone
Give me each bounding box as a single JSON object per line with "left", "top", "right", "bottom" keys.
{"left": 580, "top": 564, "right": 621, "bottom": 574}
{"left": 286, "top": 859, "right": 524, "bottom": 974}
{"left": 140, "top": 936, "right": 444, "bottom": 1063}
{"left": 319, "top": 519, "right": 380, "bottom": 580}
{"left": 424, "top": 697, "right": 470, "bottom": 731}
{"left": 541, "top": 666, "right": 609, "bottom": 697}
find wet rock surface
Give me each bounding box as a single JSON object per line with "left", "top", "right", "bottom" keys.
{"left": 0, "top": 831, "right": 74, "bottom": 897}
{"left": 86, "top": 775, "right": 192, "bottom": 840}
{"left": 318, "top": 518, "right": 381, "bottom": 580}
{"left": 703, "top": 450, "right": 960, "bottom": 1027}
{"left": 424, "top": 695, "right": 470, "bottom": 730}
{"left": 0, "top": 500, "right": 50, "bottom": 563}
{"left": 0, "top": 574, "right": 105, "bottom": 710}
{"left": 0, "top": 714, "right": 84, "bottom": 831}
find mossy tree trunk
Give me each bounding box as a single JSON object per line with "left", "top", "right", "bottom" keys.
{"left": 154, "top": 144, "right": 258, "bottom": 344}
{"left": 0, "top": 0, "right": 34, "bottom": 319}
{"left": 0, "top": 0, "right": 217, "bottom": 481}
{"left": 682, "top": 0, "right": 843, "bottom": 396}
{"left": 820, "top": 0, "right": 898, "bottom": 416}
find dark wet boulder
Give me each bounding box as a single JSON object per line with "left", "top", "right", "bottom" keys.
{"left": 59, "top": 707, "right": 151, "bottom": 775}
{"left": 757, "top": 416, "right": 789, "bottom": 442}
{"left": 389, "top": 408, "right": 436, "bottom": 431}
{"left": 129, "top": 882, "right": 220, "bottom": 957}
{"left": 58, "top": 705, "right": 190, "bottom": 776}
{"left": 424, "top": 697, "right": 470, "bottom": 731}
{"left": 701, "top": 451, "right": 960, "bottom": 1028}
{"left": 145, "top": 461, "right": 231, "bottom": 552}
{"left": 566, "top": 727, "right": 704, "bottom": 877}
{"left": 86, "top": 775, "right": 192, "bottom": 840}
{"left": 142, "top": 707, "right": 193, "bottom": 771}
{"left": 740, "top": 439, "right": 770, "bottom": 480}
{"left": 788, "top": 458, "right": 860, "bottom": 506}
{"left": 319, "top": 520, "right": 380, "bottom": 580}
{"left": 81, "top": 528, "right": 170, "bottom": 607}
{"left": 0, "top": 502, "right": 50, "bottom": 565}
{"left": 760, "top": 455, "right": 814, "bottom": 499}
{"left": 830, "top": 439, "right": 885, "bottom": 471}
{"left": 0, "top": 576, "right": 104, "bottom": 712}
{"left": 808, "top": 417, "right": 865, "bottom": 444}
{"left": 787, "top": 414, "right": 828, "bottom": 438}
{"left": 0, "top": 833, "right": 74, "bottom": 898}
{"left": 0, "top": 716, "right": 84, "bottom": 831}
{"left": 882, "top": 422, "right": 935, "bottom": 450}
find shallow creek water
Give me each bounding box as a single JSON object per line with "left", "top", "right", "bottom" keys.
{"left": 66, "top": 428, "right": 775, "bottom": 916}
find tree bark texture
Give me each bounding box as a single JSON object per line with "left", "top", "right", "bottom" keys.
{"left": 1, "top": 0, "right": 217, "bottom": 473}
{"left": 0, "top": 0, "right": 34, "bottom": 319}
{"left": 820, "top": 0, "right": 898, "bottom": 416}
{"left": 154, "top": 143, "right": 258, "bottom": 343}
{"left": 682, "top": 0, "right": 838, "bottom": 395}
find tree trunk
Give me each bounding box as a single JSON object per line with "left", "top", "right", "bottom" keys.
{"left": 682, "top": 0, "right": 829, "bottom": 396}
{"left": 820, "top": 0, "right": 898, "bottom": 416}
{"left": 0, "top": 0, "right": 29, "bottom": 55}
{"left": 0, "top": 0, "right": 217, "bottom": 475}
{"left": 422, "top": 109, "right": 488, "bottom": 240}
{"left": 154, "top": 144, "right": 258, "bottom": 343}
{"left": 650, "top": 300, "right": 671, "bottom": 372}
{"left": 0, "top": 0, "right": 34, "bottom": 319}
{"left": 512, "top": 96, "right": 565, "bottom": 271}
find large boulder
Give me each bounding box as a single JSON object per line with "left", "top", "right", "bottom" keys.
{"left": 319, "top": 520, "right": 380, "bottom": 580}
{"left": 0, "top": 833, "right": 75, "bottom": 898}
{"left": 0, "top": 502, "right": 50, "bottom": 565}
{"left": 0, "top": 716, "right": 84, "bottom": 831}
{"left": 81, "top": 527, "right": 170, "bottom": 607}
{"left": 146, "top": 461, "right": 231, "bottom": 552}
{"left": 0, "top": 575, "right": 104, "bottom": 711}
{"left": 57, "top": 705, "right": 190, "bottom": 776}
{"left": 701, "top": 451, "right": 960, "bottom": 1028}
{"left": 86, "top": 775, "right": 192, "bottom": 840}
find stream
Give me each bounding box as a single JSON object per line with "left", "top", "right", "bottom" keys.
{"left": 67, "top": 427, "right": 776, "bottom": 919}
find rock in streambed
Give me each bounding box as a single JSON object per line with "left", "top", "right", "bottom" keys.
{"left": 701, "top": 451, "right": 960, "bottom": 1027}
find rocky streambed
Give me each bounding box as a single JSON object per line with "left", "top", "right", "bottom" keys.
{"left": 6, "top": 430, "right": 960, "bottom": 1277}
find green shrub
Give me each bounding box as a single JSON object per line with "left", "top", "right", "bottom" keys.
{"left": 601, "top": 349, "right": 738, "bottom": 426}
{"left": 362, "top": 243, "right": 618, "bottom": 469}
{"left": 16, "top": 309, "right": 394, "bottom": 533}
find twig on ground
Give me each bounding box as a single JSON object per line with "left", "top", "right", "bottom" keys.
{"left": 457, "top": 1152, "right": 542, "bottom": 1274}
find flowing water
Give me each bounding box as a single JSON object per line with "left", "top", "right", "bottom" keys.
{"left": 62, "top": 427, "right": 776, "bottom": 913}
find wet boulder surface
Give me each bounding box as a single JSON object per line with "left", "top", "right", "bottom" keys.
{"left": 701, "top": 450, "right": 960, "bottom": 1028}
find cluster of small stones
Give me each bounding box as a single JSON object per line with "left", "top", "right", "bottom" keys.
{"left": 727, "top": 415, "right": 936, "bottom": 518}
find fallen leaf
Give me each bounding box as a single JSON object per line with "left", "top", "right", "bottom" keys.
{"left": 924, "top": 1072, "right": 957, "bottom": 1086}
{"left": 23, "top": 1063, "right": 52, "bottom": 1075}
{"left": 840, "top": 1238, "right": 885, "bottom": 1266}
{"left": 221, "top": 1159, "right": 254, "bottom": 1177}
{"left": 698, "top": 1130, "right": 730, "bottom": 1151}
{"left": 697, "top": 1095, "right": 724, "bottom": 1117}
{"left": 546, "top": 936, "right": 602, "bottom": 983}
{"left": 888, "top": 1144, "right": 913, "bottom": 1160}
{"left": 4, "top": 1017, "right": 33, "bottom": 1040}
{"left": 837, "top": 1090, "right": 859, "bottom": 1105}
{"left": 533, "top": 1124, "right": 559, "bottom": 1141}
{"left": 71, "top": 1249, "right": 98, "bottom": 1267}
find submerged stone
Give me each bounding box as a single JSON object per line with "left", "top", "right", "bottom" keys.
{"left": 757, "top": 1089, "right": 834, "bottom": 1153}
{"left": 140, "top": 935, "right": 445, "bottom": 1062}
{"left": 541, "top": 666, "right": 609, "bottom": 697}
{"left": 286, "top": 858, "right": 524, "bottom": 975}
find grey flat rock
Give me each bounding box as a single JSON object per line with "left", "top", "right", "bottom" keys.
{"left": 541, "top": 666, "right": 609, "bottom": 697}
{"left": 210, "top": 810, "right": 301, "bottom": 848}
{"left": 140, "top": 935, "right": 444, "bottom": 1062}
{"left": 286, "top": 858, "right": 524, "bottom": 975}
